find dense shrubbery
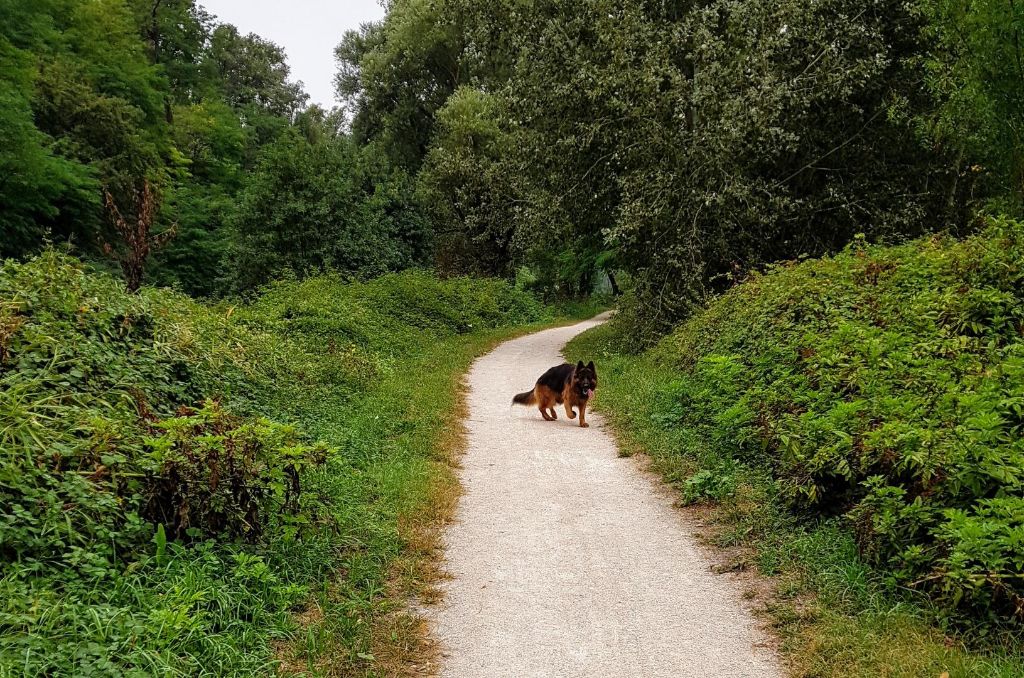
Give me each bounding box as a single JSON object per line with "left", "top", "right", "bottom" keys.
{"left": 577, "top": 222, "right": 1024, "bottom": 630}
{"left": 0, "top": 252, "right": 548, "bottom": 673}
{"left": 224, "top": 123, "right": 431, "bottom": 293}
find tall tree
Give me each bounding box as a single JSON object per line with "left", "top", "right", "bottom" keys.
{"left": 417, "top": 87, "right": 520, "bottom": 276}
{"left": 342, "top": 0, "right": 960, "bottom": 337}
{"left": 206, "top": 25, "right": 308, "bottom": 119}
{"left": 335, "top": 4, "right": 461, "bottom": 171}
{"left": 0, "top": 2, "right": 93, "bottom": 256}
{"left": 1, "top": 0, "right": 171, "bottom": 257}
{"left": 916, "top": 0, "right": 1024, "bottom": 210}
{"left": 128, "top": 0, "right": 214, "bottom": 107}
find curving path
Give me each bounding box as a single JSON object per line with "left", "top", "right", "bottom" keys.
{"left": 429, "top": 314, "right": 781, "bottom": 677}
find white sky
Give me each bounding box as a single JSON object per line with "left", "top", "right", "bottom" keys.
{"left": 199, "top": 0, "right": 386, "bottom": 109}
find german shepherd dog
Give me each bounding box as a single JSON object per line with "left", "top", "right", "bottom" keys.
{"left": 512, "top": 361, "right": 597, "bottom": 427}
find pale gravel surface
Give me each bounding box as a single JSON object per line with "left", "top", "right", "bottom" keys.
{"left": 429, "top": 314, "right": 782, "bottom": 678}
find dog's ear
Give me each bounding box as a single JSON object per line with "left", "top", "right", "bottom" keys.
{"left": 576, "top": 360, "right": 585, "bottom": 370}
{"left": 586, "top": 361, "right": 595, "bottom": 372}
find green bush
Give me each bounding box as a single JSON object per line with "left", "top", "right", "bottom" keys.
{"left": 144, "top": 401, "right": 331, "bottom": 542}
{"left": 601, "top": 220, "right": 1024, "bottom": 628}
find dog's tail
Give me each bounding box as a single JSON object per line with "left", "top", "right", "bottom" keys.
{"left": 512, "top": 388, "right": 536, "bottom": 406}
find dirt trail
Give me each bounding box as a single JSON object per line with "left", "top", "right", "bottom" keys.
{"left": 429, "top": 314, "right": 781, "bottom": 677}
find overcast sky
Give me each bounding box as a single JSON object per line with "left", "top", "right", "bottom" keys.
{"left": 199, "top": 0, "right": 386, "bottom": 109}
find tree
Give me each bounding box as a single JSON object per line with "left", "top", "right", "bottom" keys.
{"left": 417, "top": 88, "right": 520, "bottom": 276}
{"left": 916, "top": 0, "right": 1024, "bottom": 211}
{"left": 343, "top": 0, "right": 969, "bottom": 336}
{"left": 0, "top": 0, "right": 170, "bottom": 257}
{"left": 102, "top": 179, "right": 175, "bottom": 291}
{"left": 127, "top": 0, "right": 214, "bottom": 117}
{"left": 335, "top": 0, "right": 485, "bottom": 171}
{"left": 150, "top": 99, "right": 245, "bottom": 295}
{"left": 0, "top": 6, "right": 93, "bottom": 256}
{"left": 225, "top": 114, "right": 429, "bottom": 292}
{"left": 362, "top": 0, "right": 956, "bottom": 337}
{"left": 206, "top": 25, "right": 308, "bottom": 119}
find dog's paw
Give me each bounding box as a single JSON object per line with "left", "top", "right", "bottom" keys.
{"left": 580, "top": 422, "right": 590, "bottom": 428}
{"left": 567, "top": 410, "right": 576, "bottom": 419}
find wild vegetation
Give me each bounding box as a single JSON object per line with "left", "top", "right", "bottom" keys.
{"left": 0, "top": 0, "right": 424, "bottom": 297}
{"left": 0, "top": 252, "right": 577, "bottom": 673}
{"left": 3, "top": 0, "right": 1024, "bottom": 673}
{"left": 568, "top": 222, "right": 1024, "bottom": 674}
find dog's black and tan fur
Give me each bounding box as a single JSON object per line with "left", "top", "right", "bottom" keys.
{"left": 512, "top": 361, "right": 597, "bottom": 427}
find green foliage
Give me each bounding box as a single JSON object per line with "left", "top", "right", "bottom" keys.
{"left": 8, "top": 0, "right": 1024, "bottom": 313}
{"left": 916, "top": 0, "right": 1024, "bottom": 208}
{"left": 934, "top": 499, "right": 1024, "bottom": 618}
{"left": 342, "top": 0, "right": 968, "bottom": 319}
{"left": 0, "top": 251, "right": 549, "bottom": 674}
{"left": 335, "top": 0, "right": 464, "bottom": 171}
{"left": 204, "top": 24, "right": 308, "bottom": 119}
{"left": 683, "top": 466, "right": 738, "bottom": 503}
{"left": 0, "top": 252, "right": 314, "bottom": 572}
{"left": 571, "top": 222, "right": 1024, "bottom": 633}
{"left": 145, "top": 401, "right": 331, "bottom": 542}
{"left": 334, "top": 0, "right": 1020, "bottom": 323}
{"left": 0, "top": 0, "right": 161, "bottom": 255}
{"left": 0, "top": 252, "right": 313, "bottom": 673}
{"left": 149, "top": 97, "right": 246, "bottom": 295}
{"left": 0, "top": 0, "right": 339, "bottom": 295}
{"left": 226, "top": 119, "right": 431, "bottom": 292}
{"left": 236, "top": 271, "right": 544, "bottom": 427}
{"left": 417, "top": 87, "right": 520, "bottom": 276}
{"left": 0, "top": 9, "right": 93, "bottom": 256}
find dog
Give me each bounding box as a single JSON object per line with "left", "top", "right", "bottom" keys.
{"left": 512, "top": 361, "right": 597, "bottom": 427}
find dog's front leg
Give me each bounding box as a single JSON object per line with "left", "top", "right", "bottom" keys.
{"left": 565, "top": 403, "right": 576, "bottom": 419}
{"left": 578, "top": 403, "right": 589, "bottom": 428}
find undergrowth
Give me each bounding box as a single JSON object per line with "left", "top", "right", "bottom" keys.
{"left": 567, "top": 221, "right": 1024, "bottom": 677}
{"left": 0, "top": 252, "right": 584, "bottom": 675}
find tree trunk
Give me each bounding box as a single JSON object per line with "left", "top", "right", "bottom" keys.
{"left": 607, "top": 271, "right": 621, "bottom": 297}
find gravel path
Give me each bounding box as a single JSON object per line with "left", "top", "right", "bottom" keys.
{"left": 429, "top": 314, "right": 781, "bottom": 677}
